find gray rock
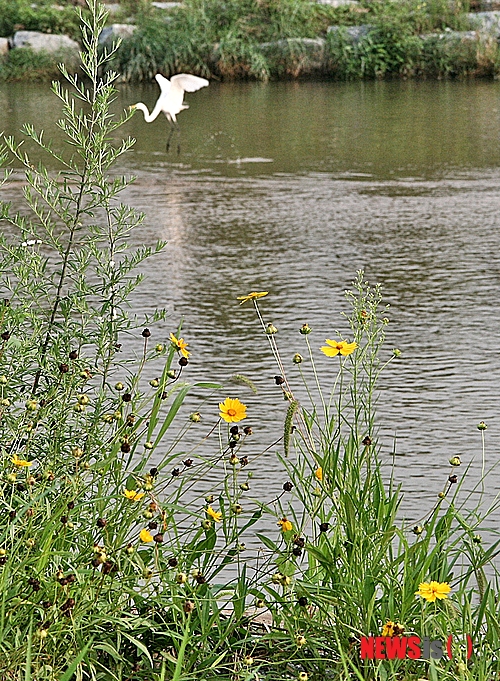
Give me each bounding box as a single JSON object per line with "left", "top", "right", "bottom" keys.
{"left": 420, "top": 29, "right": 481, "bottom": 42}
{"left": 98, "top": 23, "right": 137, "bottom": 45}
{"left": 12, "top": 30, "right": 79, "bottom": 54}
{"left": 327, "top": 24, "right": 373, "bottom": 42}
{"left": 0, "top": 38, "right": 9, "bottom": 56}
{"left": 259, "top": 38, "right": 326, "bottom": 71}
{"left": 468, "top": 11, "right": 500, "bottom": 35}
{"left": 103, "top": 3, "right": 122, "bottom": 15}
{"left": 316, "top": 0, "right": 359, "bottom": 5}
{"left": 151, "top": 2, "right": 182, "bottom": 8}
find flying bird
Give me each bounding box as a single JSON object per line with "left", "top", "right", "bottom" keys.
{"left": 130, "top": 73, "right": 209, "bottom": 153}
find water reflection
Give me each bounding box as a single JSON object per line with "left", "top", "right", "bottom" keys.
{"left": 1, "top": 78, "right": 500, "bottom": 534}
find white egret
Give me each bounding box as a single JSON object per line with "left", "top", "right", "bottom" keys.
{"left": 130, "top": 73, "right": 209, "bottom": 153}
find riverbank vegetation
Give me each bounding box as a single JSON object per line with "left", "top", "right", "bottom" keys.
{"left": 1, "top": 0, "right": 500, "bottom": 81}
{"left": 1, "top": 2, "right": 500, "bottom": 679}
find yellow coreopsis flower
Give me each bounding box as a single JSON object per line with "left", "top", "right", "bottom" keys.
{"left": 11, "top": 454, "right": 32, "bottom": 467}
{"left": 381, "top": 620, "right": 395, "bottom": 637}
{"left": 139, "top": 529, "right": 154, "bottom": 543}
{"left": 219, "top": 397, "right": 247, "bottom": 423}
{"left": 236, "top": 291, "right": 269, "bottom": 305}
{"left": 320, "top": 339, "right": 358, "bottom": 357}
{"left": 169, "top": 333, "right": 190, "bottom": 358}
{"left": 277, "top": 517, "right": 293, "bottom": 532}
{"left": 415, "top": 581, "right": 451, "bottom": 602}
{"left": 206, "top": 505, "right": 222, "bottom": 523}
{"left": 315, "top": 467, "right": 323, "bottom": 481}
{"left": 123, "top": 489, "right": 145, "bottom": 501}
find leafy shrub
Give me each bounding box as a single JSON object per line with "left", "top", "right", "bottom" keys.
{"left": 0, "top": 0, "right": 83, "bottom": 40}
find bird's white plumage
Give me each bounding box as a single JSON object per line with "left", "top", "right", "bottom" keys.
{"left": 132, "top": 73, "right": 209, "bottom": 123}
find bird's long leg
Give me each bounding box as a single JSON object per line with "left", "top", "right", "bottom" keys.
{"left": 175, "top": 123, "right": 181, "bottom": 156}
{"left": 166, "top": 121, "right": 176, "bottom": 153}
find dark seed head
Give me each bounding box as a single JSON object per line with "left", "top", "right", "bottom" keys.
{"left": 178, "top": 357, "right": 188, "bottom": 367}
{"left": 240, "top": 456, "right": 249, "bottom": 466}
{"left": 141, "top": 328, "right": 151, "bottom": 338}
{"left": 362, "top": 436, "right": 372, "bottom": 446}
{"left": 292, "top": 547, "right": 302, "bottom": 556}
{"left": 28, "top": 577, "right": 41, "bottom": 591}
{"left": 229, "top": 440, "right": 237, "bottom": 449}
{"left": 60, "top": 515, "right": 68, "bottom": 525}
{"left": 59, "top": 363, "right": 69, "bottom": 373}
{"left": 161, "top": 391, "right": 168, "bottom": 400}
{"left": 168, "top": 557, "right": 178, "bottom": 567}
{"left": 293, "top": 536, "right": 305, "bottom": 548}
{"left": 183, "top": 459, "right": 193, "bottom": 467}
{"left": 122, "top": 393, "right": 132, "bottom": 402}
{"left": 230, "top": 425, "right": 239, "bottom": 435}
{"left": 69, "top": 350, "right": 78, "bottom": 360}
{"left": 274, "top": 375, "right": 285, "bottom": 385}
{"left": 171, "top": 468, "right": 180, "bottom": 477}
{"left": 67, "top": 501, "right": 75, "bottom": 510}
{"left": 195, "top": 573, "right": 206, "bottom": 584}
{"left": 298, "top": 596, "right": 308, "bottom": 607}
{"left": 243, "top": 426, "right": 253, "bottom": 436}
{"left": 42, "top": 601, "right": 51, "bottom": 609}
{"left": 153, "top": 533, "right": 164, "bottom": 543}
{"left": 150, "top": 467, "right": 158, "bottom": 477}
{"left": 121, "top": 442, "right": 131, "bottom": 453}
{"left": 9, "top": 510, "right": 16, "bottom": 520}
{"left": 96, "top": 518, "right": 107, "bottom": 528}
{"left": 319, "top": 522, "right": 330, "bottom": 533}
{"left": 148, "top": 521, "right": 158, "bottom": 530}
{"left": 448, "top": 474, "right": 458, "bottom": 484}
{"left": 1, "top": 331, "right": 10, "bottom": 341}
{"left": 283, "top": 481, "right": 293, "bottom": 492}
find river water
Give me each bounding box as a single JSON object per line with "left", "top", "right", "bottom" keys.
{"left": 1, "top": 79, "right": 500, "bottom": 537}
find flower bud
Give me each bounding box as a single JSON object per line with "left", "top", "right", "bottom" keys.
{"left": 142, "top": 510, "right": 154, "bottom": 520}
{"left": 293, "top": 353, "right": 303, "bottom": 364}
{"left": 115, "top": 382, "right": 124, "bottom": 391}
{"left": 412, "top": 525, "right": 423, "bottom": 535}
{"left": 72, "top": 447, "right": 83, "bottom": 458}
{"left": 26, "top": 400, "right": 38, "bottom": 411}
{"left": 392, "top": 348, "right": 401, "bottom": 357}
{"left": 73, "top": 403, "right": 85, "bottom": 413}
{"left": 155, "top": 344, "right": 164, "bottom": 352}
{"left": 144, "top": 441, "right": 154, "bottom": 449}
{"left": 265, "top": 323, "right": 278, "bottom": 335}
{"left": 176, "top": 572, "right": 188, "bottom": 584}
{"left": 77, "top": 394, "right": 89, "bottom": 405}
{"left": 449, "top": 456, "right": 461, "bottom": 467}
{"left": 240, "top": 482, "right": 250, "bottom": 491}
{"left": 201, "top": 519, "right": 212, "bottom": 530}
{"left": 189, "top": 412, "right": 201, "bottom": 422}
{"left": 298, "top": 673, "right": 308, "bottom": 681}
{"left": 0, "top": 375, "right": 7, "bottom": 384}
{"left": 477, "top": 421, "right": 487, "bottom": 430}
{"left": 243, "top": 656, "right": 254, "bottom": 666}
{"left": 143, "top": 568, "right": 153, "bottom": 579}
{"left": 149, "top": 379, "right": 159, "bottom": 388}
{"left": 299, "top": 323, "right": 311, "bottom": 335}
{"left": 271, "top": 573, "right": 282, "bottom": 584}
{"left": 183, "top": 600, "right": 195, "bottom": 613}
{"left": 255, "top": 598, "right": 265, "bottom": 608}
{"left": 125, "top": 543, "right": 135, "bottom": 555}
{"left": 472, "top": 534, "right": 481, "bottom": 544}
{"left": 229, "top": 454, "right": 239, "bottom": 466}
{"left": 167, "top": 369, "right": 176, "bottom": 379}
{"left": 231, "top": 504, "right": 243, "bottom": 515}
{"left": 295, "top": 635, "right": 307, "bottom": 647}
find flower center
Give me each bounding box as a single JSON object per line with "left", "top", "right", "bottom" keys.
{"left": 227, "top": 408, "right": 237, "bottom": 416}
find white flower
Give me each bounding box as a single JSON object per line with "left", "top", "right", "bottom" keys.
{"left": 21, "top": 239, "right": 42, "bottom": 247}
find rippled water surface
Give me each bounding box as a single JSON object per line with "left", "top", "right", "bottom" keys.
{"left": 1, "top": 79, "right": 500, "bottom": 532}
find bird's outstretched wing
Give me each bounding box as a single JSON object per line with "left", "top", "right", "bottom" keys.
{"left": 170, "top": 74, "right": 209, "bottom": 93}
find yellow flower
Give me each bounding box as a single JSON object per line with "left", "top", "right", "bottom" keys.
{"left": 219, "top": 397, "right": 247, "bottom": 423}
{"left": 277, "top": 517, "right": 293, "bottom": 532}
{"left": 139, "top": 529, "right": 154, "bottom": 543}
{"left": 236, "top": 291, "right": 269, "bottom": 305}
{"left": 11, "top": 454, "right": 32, "bottom": 467}
{"left": 169, "top": 333, "right": 190, "bottom": 358}
{"left": 415, "top": 581, "right": 451, "bottom": 602}
{"left": 320, "top": 339, "right": 358, "bottom": 357}
{"left": 123, "top": 489, "right": 145, "bottom": 501}
{"left": 315, "top": 467, "right": 323, "bottom": 481}
{"left": 381, "top": 620, "right": 395, "bottom": 637}
{"left": 206, "top": 505, "right": 222, "bottom": 523}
